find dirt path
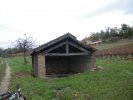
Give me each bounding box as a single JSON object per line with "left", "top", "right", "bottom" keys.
{"left": 0, "top": 59, "right": 11, "bottom": 94}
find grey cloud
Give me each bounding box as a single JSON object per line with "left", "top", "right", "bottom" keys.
{"left": 0, "top": 24, "right": 8, "bottom": 31}
{"left": 0, "top": 41, "right": 11, "bottom": 49}
{"left": 84, "top": 0, "right": 133, "bottom": 18}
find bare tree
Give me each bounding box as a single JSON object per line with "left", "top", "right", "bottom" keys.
{"left": 15, "top": 34, "right": 35, "bottom": 63}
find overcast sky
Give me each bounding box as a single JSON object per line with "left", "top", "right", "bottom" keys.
{"left": 0, "top": 0, "right": 133, "bottom": 49}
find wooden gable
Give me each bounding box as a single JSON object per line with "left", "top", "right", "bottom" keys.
{"left": 32, "top": 33, "right": 96, "bottom": 56}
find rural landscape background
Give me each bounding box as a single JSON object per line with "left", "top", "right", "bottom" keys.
{"left": 0, "top": 0, "right": 133, "bottom": 99}
{"left": 0, "top": 22, "right": 133, "bottom": 99}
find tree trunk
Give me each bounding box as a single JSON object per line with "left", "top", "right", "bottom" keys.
{"left": 24, "top": 51, "right": 27, "bottom": 64}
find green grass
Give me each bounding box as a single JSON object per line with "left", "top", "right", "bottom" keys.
{"left": 96, "top": 39, "right": 133, "bottom": 50}
{"left": 7, "top": 57, "right": 133, "bottom": 100}
{"left": 0, "top": 58, "right": 6, "bottom": 82}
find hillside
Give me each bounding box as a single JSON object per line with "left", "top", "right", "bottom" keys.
{"left": 95, "top": 39, "right": 133, "bottom": 50}
{"left": 96, "top": 43, "right": 133, "bottom": 58}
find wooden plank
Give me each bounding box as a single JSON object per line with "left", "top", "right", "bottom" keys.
{"left": 45, "top": 53, "right": 88, "bottom": 56}
{"left": 68, "top": 42, "right": 90, "bottom": 54}
{"left": 66, "top": 41, "right": 69, "bottom": 54}
{"left": 44, "top": 41, "right": 66, "bottom": 53}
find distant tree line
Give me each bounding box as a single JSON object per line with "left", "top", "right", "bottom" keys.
{"left": 81, "top": 23, "right": 133, "bottom": 45}
{"left": 0, "top": 47, "right": 27, "bottom": 57}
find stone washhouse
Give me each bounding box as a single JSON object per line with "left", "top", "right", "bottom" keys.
{"left": 31, "top": 33, "right": 97, "bottom": 78}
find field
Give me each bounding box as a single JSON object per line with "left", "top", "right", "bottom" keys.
{"left": 96, "top": 39, "right": 133, "bottom": 50}
{"left": 95, "top": 39, "right": 133, "bottom": 58}
{"left": 7, "top": 57, "right": 133, "bottom": 100}
{"left": 96, "top": 43, "right": 133, "bottom": 58}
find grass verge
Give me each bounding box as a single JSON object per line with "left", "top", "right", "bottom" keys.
{"left": 0, "top": 58, "right": 6, "bottom": 82}
{"left": 7, "top": 56, "right": 133, "bottom": 100}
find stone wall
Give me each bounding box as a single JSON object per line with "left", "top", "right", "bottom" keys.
{"left": 37, "top": 54, "right": 46, "bottom": 78}
{"left": 32, "top": 53, "right": 46, "bottom": 78}
{"left": 32, "top": 54, "right": 38, "bottom": 77}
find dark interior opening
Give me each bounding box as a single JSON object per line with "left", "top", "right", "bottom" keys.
{"left": 69, "top": 45, "right": 83, "bottom": 53}
{"left": 48, "top": 44, "right": 84, "bottom": 54}
{"left": 45, "top": 55, "right": 91, "bottom": 76}
{"left": 49, "top": 45, "right": 66, "bottom": 53}
{"left": 45, "top": 56, "right": 70, "bottom": 75}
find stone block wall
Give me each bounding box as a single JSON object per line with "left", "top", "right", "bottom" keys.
{"left": 32, "top": 53, "right": 46, "bottom": 78}
{"left": 37, "top": 54, "right": 46, "bottom": 78}
{"left": 32, "top": 54, "right": 38, "bottom": 77}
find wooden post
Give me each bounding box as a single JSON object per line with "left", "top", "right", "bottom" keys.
{"left": 66, "top": 41, "right": 69, "bottom": 54}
